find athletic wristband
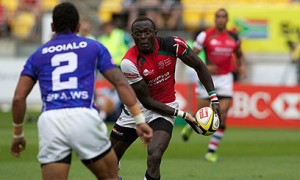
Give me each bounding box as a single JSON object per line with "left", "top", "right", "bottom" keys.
{"left": 208, "top": 90, "right": 219, "bottom": 102}
{"left": 174, "top": 109, "right": 187, "bottom": 119}
{"left": 13, "top": 122, "right": 24, "bottom": 127}
{"left": 134, "top": 113, "right": 146, "bottom": 125}
{"left": 13, "top": 122, "right": 24, "bottom": 137}
{"left": 13, "top": 132, "right": 24, "bottom": 139}
{"left": 211, "top": 101, "right": 219, "bottom": 104}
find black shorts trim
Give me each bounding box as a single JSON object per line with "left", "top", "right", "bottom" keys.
{"left": 40, "top": 153, "right": 72, "bottom": 167}
{"left": 81, "top": 146, "right": 112, "bottom": 165}
{"left": 149, "top": 117, "right": 173, "bottom": 135}
{"left": 110, "top": 118, "right": 173, "bottom": 142}
{"left": 110, "top": 124, "right": 138, "bottom": 142}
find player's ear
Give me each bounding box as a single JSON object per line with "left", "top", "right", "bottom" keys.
{"left": 154, "top": 30, "right": 157, "bottom": 35}
{"left": 51, "top": 22, "right": 55, "bottom": 32}
{"left": 75, "top": 23, "right": 80, "bottom": 33}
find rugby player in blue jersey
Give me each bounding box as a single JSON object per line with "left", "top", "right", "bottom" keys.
{"left": 10, "top": 2, "right": 152, "bottom": 180}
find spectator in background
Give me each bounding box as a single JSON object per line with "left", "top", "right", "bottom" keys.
{"left": 0, "top": 1, "right": 9, "bottom": 37}
{"left": 97, "top": 20, "right": 133, "bottom": 67}
{"left": 290, "top": 40, "right": 300, "bottom": 84}
{"left": 78, "top": 19, "right": 122, "bottom": 122}
{"left": 181, "top": 8, "right": 247, "bottom": 163}
{"left": 78, "top": 20, "right": 96, "bottom": 39}
{"left": 122, "top": 0, "right": 164, "bottom": 30}
{"left": 122, "top": 0, "right": 183, "bottom": 30}
{"left": 95, "top": 85, "right": 123, "bottom": 122}
{"left": 97, "top": 20, "right": 133, "bottom": 122}
{"left": 161, "top": 0, "right": 183, "bottom": 30}
{"left": 17, "top": 0, "right": 41, "bottom": 17}
{"left": 13, "top": 0, "right": 41, "bottom": 41}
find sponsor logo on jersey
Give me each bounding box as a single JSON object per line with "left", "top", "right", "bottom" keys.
{"left": 225, "top": 39, "right": 236, "bottom": 46}
{"left": 112, "top": 128, "right": 124, "bottom": 136}
{"left": 158, "top": 61, "right": 164, "bottom": 69}
{"left": 210, "top": 39, "right": 220, "bottom": 45}
{"left": 163, "top": 58, "right": 172, "bottom": 67}
{"left": 148, "top": 72, "right": 170, "bottom": 86}
{"left": 123, "top": 72, "right": 139, "bottom": 79}
{"left": 143, "top": 69, "right": 154, "bottom": 76}
{"left": 213, "top": 47, "right": 233, "bottom": 55}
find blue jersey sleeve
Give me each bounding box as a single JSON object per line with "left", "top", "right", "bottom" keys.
{"left": 96, "top": 43, "right": 117, "bottom": 73}
{"left": 21, "top": 55, "right": 38, "bottom": 81}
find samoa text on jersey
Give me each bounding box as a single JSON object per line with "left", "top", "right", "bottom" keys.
{"left": 121, "top": 36, "right": 189, "bottom": 103}
{"left": 20, "top": 33, "right": 117, "bottom": 111}
{"left": 194, "top": 27, "right": 240, "bottom": 75}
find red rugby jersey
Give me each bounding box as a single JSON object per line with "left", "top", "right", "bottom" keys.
{"left": 194, "top": 27, "right": 240, "bottom": 75}
{"left": 121, "top": 36, "right": 189, "bottom": 103}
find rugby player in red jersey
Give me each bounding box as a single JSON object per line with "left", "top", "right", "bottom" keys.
{"left": 109, "top": 17, "right": 221, "bottom": 180}
{"left": 181, "top": 8, "right": 247, "bottom": 163}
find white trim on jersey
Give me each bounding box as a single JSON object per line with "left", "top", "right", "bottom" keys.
{"left": 120, "top": 59, "right": 143, "bottom": 84}
{"left": 193, "top": 31, "right": 207, "bottom": 51}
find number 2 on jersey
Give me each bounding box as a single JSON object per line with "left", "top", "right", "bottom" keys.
{"left": 51, "top": 52, "right": 78, "bottom": 91}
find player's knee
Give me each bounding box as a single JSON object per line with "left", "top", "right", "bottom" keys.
{"left": 148, "top": 147, "right": 163, "bottom": 165}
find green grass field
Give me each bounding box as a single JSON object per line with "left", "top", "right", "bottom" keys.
{"left": 1, "top": 111, "right": 300, "bottom": 180}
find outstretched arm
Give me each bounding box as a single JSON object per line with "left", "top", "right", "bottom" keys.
{"left": 180, "top": 49, "right": 221, "bottom": 119}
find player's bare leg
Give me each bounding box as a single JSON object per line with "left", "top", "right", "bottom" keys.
{"left": 110, "top": 134, "right": 137, "bottom": 179}
{"left": 146, "top": 129, "right": 171, "bottom": 180}
{"left": 110, "top": 138, "right": 134, "bottom": 161}
{"left": 41, "top": 163, "right": 70, "bottom": 180}
{"left": 83, "top": 148, "right": 119, "bottom": 180}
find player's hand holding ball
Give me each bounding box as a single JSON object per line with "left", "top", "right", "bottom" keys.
{"left": 184, "top": 113, "right": 206, "bottom": 134}
{"left": 195, "top": 106, "right": 220, "bottom": 136}
{"left": 174, "top": 109, "right": 202, "bottom": 134}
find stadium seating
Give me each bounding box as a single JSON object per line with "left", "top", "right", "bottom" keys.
{"left": 11, "top": 11, "right": 35, "bottom": 39}
{"left": 41, "top": 0, "right": 59, "bottom": 12}
{"left": 98, "top": 0, "right": 123, "bottom": 23}
{"left": 1, "top": 0, "right": 59, "bottom": 40}
{"left": 2, "top": 0, "right": 18, "bottom": 26}
{"left": 2, "top": 0, "right": 18, "bottom": 13}
{"left": 96, "top": 0, "right": 291, "bottom": 32}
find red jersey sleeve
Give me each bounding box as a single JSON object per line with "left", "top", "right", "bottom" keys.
{"left": 173, "top": 36, "right": 190, "bottom": 58}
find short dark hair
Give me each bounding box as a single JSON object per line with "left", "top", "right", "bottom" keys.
{"left": 215, "top": 8, "right": 228, "bottom": 18}
{"left": 52, "top": 2, "right": 79, "bottom": 33}
{"left": 131, "top": 17, "right": 156, "bottom": 31}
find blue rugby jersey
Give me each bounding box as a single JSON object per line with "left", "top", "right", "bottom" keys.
{"left": 21, "top": 33, "right": 117, "bottom": 111}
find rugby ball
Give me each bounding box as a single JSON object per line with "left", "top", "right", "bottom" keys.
{"left": 195, "top": 107, "right": 220, "bottom": 136}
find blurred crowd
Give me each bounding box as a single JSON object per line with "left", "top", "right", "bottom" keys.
{"left": 0, "top": 0, "right": 58, "bottom": 41}
{"left": 0, "top": 0, "right": 299, "bottom": 85}
{"left": 0, "top": 0, "right": 183, "bottom": 42}
{"left": 121, "top": 0, "right": 183, "bottom": 30}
